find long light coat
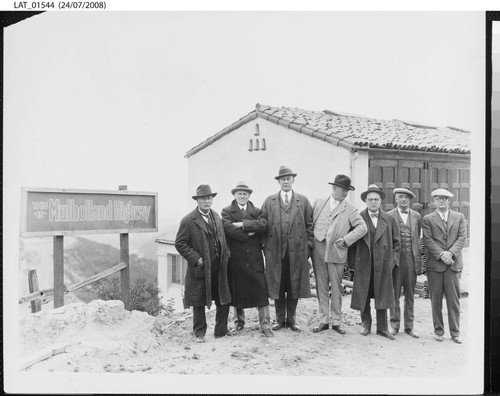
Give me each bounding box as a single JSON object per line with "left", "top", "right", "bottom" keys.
{"left": 175, "top": 208, "right": 231, "bottom": 308}
{"left": 422, "top": 210, "right": 467, "bottom": 272}
{"left": 320, "top": 198, "right": 368, "bottom": 263}
{"left": 350, "top": 209, "right": 401, "bottom": 311}
{"left": 221, "top": 200, "right": 269, "bottom": 308}
{"left": 261, "top": 191, "right": 314, "bottom": 299}
{"left": 387, "top": 208, "right": 423, "bottom": 274}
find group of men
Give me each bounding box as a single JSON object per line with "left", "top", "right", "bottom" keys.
{"left": 175, "top": 165, "right": 467, "bottom": 344}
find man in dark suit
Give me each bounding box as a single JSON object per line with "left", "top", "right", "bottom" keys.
{"left": 350, "top": 184, "right": 400, "bottom": 340}
{"left": 221, "top": 182, "right": 273, "bottom": 337}
{"left": 261, "top": 165, "right": 314, "bottom": 332}
{"left": 387, "top": 187, "right": 422, "bottom": 339}
{"left": 422, "top": 188, "right": 467, "bottom": 344}
{"left": 175, "top": 184, "right": 231, "bottom": 343}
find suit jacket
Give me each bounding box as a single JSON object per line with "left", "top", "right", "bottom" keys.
{"left": 314, "top": 198, "right": 367, "bottom": 264}
{"left": 422, "top": 209, "right": 467, "bottom": 273}
{"left": 261, "top": 190, "right": 313, "bottom": 299}
{"left": 387, "top": 207, "right": 423, "bottom": 275}
{"left": 350, "top": 209, "right": 400, "bottom": 310}
{"left": 175, "top": 207, "right": 231, "bottom": 308}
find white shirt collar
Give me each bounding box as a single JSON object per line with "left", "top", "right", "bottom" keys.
{"left": 439, "top": 210, "right": 449, "bottom": 221}
{"left": 280, "top": 190, "right": 292, "bottom": 201}
{"left": 239, "top": 204, "right": 247, "bottom": 211}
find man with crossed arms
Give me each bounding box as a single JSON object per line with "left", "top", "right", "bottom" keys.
{"left": 311, "top": 174, "right": 367, "bottom": 334}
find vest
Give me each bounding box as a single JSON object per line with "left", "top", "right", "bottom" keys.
{"left": 398, "top": 213, "right": 413, "bottom": 254}
{"left": 280, "top": 193, "right": 292, "bottom": 259}
{"left": 313, "top": 198, "right": 334, "bottom": 241}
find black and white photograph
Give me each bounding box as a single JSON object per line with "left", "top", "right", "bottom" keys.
{"left": 3, "top": 8, "right": 485, "bottom": 394}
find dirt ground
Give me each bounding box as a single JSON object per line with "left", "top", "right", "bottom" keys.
{"left": 20, "top": 293, "right": 469, "bottom": 380}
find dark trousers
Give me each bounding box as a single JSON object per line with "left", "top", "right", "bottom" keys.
{"left": 427, "top": 267, "right": 461, "bottom": 337}
{"left": 390, "top": 252, "right": 417, "bottom": 331}
{"left": 274, "top": 251, "right": 299, "bottom": 326}
{"left": 361, "top": 298, "right": 388, "bottom": 333}
{"left": 193, "top": 301, "right": 230, "bottom": 338}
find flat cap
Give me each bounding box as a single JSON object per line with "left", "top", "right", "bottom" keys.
{"left": 393, "top": 188, "right": 415, "bottom": 199}
{"left": 431, "top": 188, "right": 453, "bottom": 198}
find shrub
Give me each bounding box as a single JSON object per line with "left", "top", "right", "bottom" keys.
{"left": 89, "top": 276, "right": 172, "bottom": 317}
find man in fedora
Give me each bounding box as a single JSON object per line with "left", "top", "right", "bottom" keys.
{"left": 387, "top": 188, "right": 423, "bottom": 338}
{"left": 221, "top": 182, "right": 273, "bottom": 337}
{"left": 311, "top": 174, "right": 367, "bottom": 335}
{"left": 175, "top": 184, "right": 231, "bottom": 343}
{"left": 350, "top": 184, "right": 400, "bottom": 340}
{"left": 261, "top": 165, "right": 313, "bottom": 332}
{"left": 422, "top": 188, "right": 467, "bottom": 344}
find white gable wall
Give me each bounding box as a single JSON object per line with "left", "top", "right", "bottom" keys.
{"left": 187, "top": 118, "right": 369, "bottom": 213}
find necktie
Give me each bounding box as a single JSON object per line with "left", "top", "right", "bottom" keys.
{"left": 241, "top": 206, "right": 246, "bottom": 215}
{"left": 370, "top": 213, "right": 378, "bottom": 218}
{"left": 441, "top": 215, "right": 447, "bottom": 228}
{"left": 401, "top": 210, "right": 409, "bottom": 214}
{"left": 284, "top": 193, "right": 289, "bottom": 206}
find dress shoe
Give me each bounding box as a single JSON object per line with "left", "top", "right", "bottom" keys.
{"left": 404, "top": 329, "right": 419, "bottom": 338}
{"left": 262, "top": 328, "right": 274, "bottom": 337}
{"left": 377, "top": 330, "right": 396, "bottom": 340}
{"left": 230, "top": 325, "right": 244, "bottom": 334}
{"left": 288, "top": 323, "right": 302, "bottom": 332}
{"left": 389, "top": 328, "right": 398, "bottom": 336}
{"left": 331, "top": 325, "right": 346, "bottom": 334}
{"left": 312, "top": 323, "right": 329, "bottom": 333}
{"left": 451, "top": 336, "right": 463, "bottom": 344}
{"left": 435, "top": 335, "right": 444, "bottom": 342}
{"left": 195, "top": 336, "right": 205, "bottom": 343}
{"left": 272, "top": 322, "right": 286, "bottom": 331}
{"left": 360, "top": 327, "right": 370, "bottom": 336}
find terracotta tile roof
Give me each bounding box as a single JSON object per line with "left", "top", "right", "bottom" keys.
{"left": 185, "top": 103, "right": 470, "bottom": 157}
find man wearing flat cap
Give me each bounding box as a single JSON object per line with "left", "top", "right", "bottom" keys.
{"left": 175, "top": 184, "right": 231, "bottom": 343}
{"left": 221, "top": 182, "right": 273, "bottom": 337}
{"left": 311, "top": 174, "right": 367, "bottom": 335}
{"left": 387, "top": 188, "right": 423, "bottom": 338}
{"left": 261, "top": 166, "right": 314, "bottom": 332}
{"left": 350, "top": 184, "right": 400, "bottom": 340}
{"left": 422, "top": 188, "right": 467, "bottom": 344}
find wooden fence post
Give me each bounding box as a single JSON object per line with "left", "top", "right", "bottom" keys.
{"left": 28, "top": 269, "right": 42, "bottom": 313}
{"left": 53, "top": 235, "right": 64, "bottom": 308}
{"left": 119, "top": 185, "right": 131, "bottom": 310}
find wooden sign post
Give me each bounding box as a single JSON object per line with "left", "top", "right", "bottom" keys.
{"left": 21, "top": 186, "right": 158, "bottom": 311}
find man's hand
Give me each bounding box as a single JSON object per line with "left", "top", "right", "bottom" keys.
{"left": 196, "top": 257, "right": 204, "bottom": 267}
{"left": 247, "top": 232, "right": 255, "bottom": 236}
{"left": 335, "top": 238, "right": 347, "bottom": 248}
{"left": 233, "top": 222, "right": 243, "bottom": 228}
{"left": 440, "top": 251, "right": 453, "bottom": 265}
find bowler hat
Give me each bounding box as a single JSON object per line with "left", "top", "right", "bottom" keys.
{"left": 361, "top": 184, "right": 386, "bottom": 201}
{"left": 431, "top": 188, "right": 453, "bottom": 198}
{"left": 192, "top": 184, "right": 217, "bottom": 200}
{"left": 393, "top": 187, "right": 416, "bottom": 200}
{"left": 328, "top": 174, "right": 355, "bottom": 191}
{"left": 274, "top": 165, "right": 297, "bottom": 180}
{"left": 231, "top": 181, "right": 253, "bottom": 195}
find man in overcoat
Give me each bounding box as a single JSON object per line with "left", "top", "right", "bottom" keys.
{"left": 221, "top": 182, "right": 273, "bottom": 337}
{"left": 422, "top": 188, "right": 467, "bottom": 344}
{"left": 175, "top": 184, "right": 231, "bottom": 343}
{"left": 350, "top": 184, "right": 400, "bottom": 340}
{"left": 261, "top": 165, "right": 313, "bottom": 332}
{"left": 387, "top": 187, "right": 422, "bottom": 338}
{"left": 311, "top": 174, "right": 367, "bottom": 334}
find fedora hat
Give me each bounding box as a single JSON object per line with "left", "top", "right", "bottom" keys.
{"left": 274, "top": 165, "right": 297, "bottom": 180}
{"left": 192, "top": 184, "right": 217, "bottom": 200}
{"left": 328, "top": 174, "right": 355, "bottom": 191}
{"left": 361, "top": 184, "right": 386, "bottom": 201}
{"left": 431, "top": 188, "right": 453, "bottom": 198}
{"left": 231, "top": 181, "right": 253, "bottom": 195}
{"left": 393, "top": 187, "right": 415, "bottom": 200}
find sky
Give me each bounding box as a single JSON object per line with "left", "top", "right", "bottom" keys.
{"left": 3, "top": 10, "right": 486, "bottom": 394}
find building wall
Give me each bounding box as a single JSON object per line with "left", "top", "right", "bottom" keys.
{"left": 187, "top": 118, "right": 369, "bottom": 212}
{"left": 157, "top": 241, "right": 187, "bottom": 312}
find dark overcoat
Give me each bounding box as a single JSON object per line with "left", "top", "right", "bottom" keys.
{"left": 350, "top": 209, "right": 401, "bottom": 311}
{"left": 261, "top": 191, "right": 313, "bottom": 299}
{"left": 174, "top": 208, "right": 231, "bottom": 309}
{"left": 221, "top": 200, "right": 269, "bottom": 308}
